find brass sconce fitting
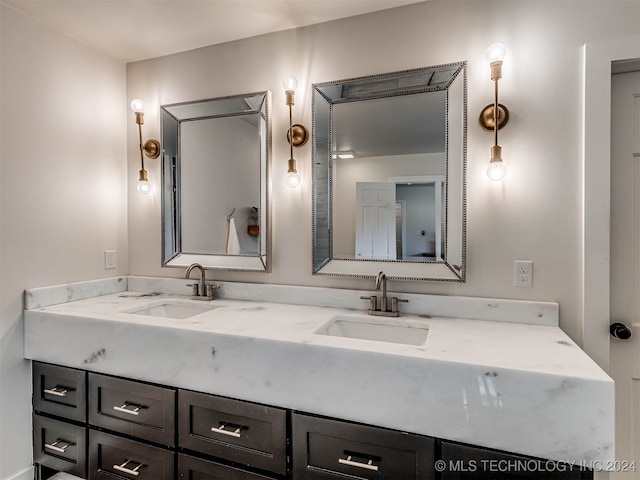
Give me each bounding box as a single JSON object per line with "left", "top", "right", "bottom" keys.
{"left": 480, "top": 43, "right": 509, "bottom": 181}
{"left": 130, "top": 98, "right": 160, "bottom": 194}
{"left": 283, "top": 75, "right": 308, "bottom": 188}
{"left": 286, "top": 124, "right": 309, "bottom": 148}
{"left": 479, "top": 104, "right": 509, "bottom": 131}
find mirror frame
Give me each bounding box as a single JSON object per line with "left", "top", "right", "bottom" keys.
{"left": 311, "top": 62, "right": 467, "bottom": 282}
{"left": 160, "top": 91, "right": 272, "bottom": 272}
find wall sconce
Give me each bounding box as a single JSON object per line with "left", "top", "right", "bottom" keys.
{"left": 479, "top": 43, "right": 509, "bottom": 181}
{"left": 283, "top": 75, "right": 308, "bottom": 188}
{"left": 130, "top": 98, "right": 160, "bottom": 194}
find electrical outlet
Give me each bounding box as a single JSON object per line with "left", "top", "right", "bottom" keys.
{"left": 514, "top": 260, "right": 533, "bottom": 287}
{"left": 105, "top": 250, "right": 117, "bottom": 270}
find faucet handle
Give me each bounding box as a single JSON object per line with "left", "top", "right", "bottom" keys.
{"left": 360, "top": 295, "right": 377, "bottom": 312}
{"left": 390, "top": 297, "right": 409, "bottom": 313}
{"left": 205, "top": 282, "right": 220, "bottom": 299}
{"left": 186, "top": 284, "right": 200, "bottom": 296}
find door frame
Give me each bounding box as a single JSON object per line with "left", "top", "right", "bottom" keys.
{"left": 583, "top": 35, "right": 640, "bottom": 371}
{"left": 396, "top": 199, "right": 407, "bottom": 260}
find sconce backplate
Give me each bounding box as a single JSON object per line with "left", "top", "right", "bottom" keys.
{"left": 286, "top": 124, "right": 309, "bottom": 147}
{"left": 479, "top": 104, "right": 509, "bottom": 131}
{"left": 143, "top": 139, "right": 161, "bottom": 159}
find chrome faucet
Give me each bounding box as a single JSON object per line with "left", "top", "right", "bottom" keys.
{"left": 185, "top": 263, "right": 218, "bottom": 300}
{"left": 360, "top": 271, "right": 408, "bottom": 317}
{"left": 375, "top": 271, "right": 389, "bottom": 313}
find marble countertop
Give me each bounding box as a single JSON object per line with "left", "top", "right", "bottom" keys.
{"left": 24, "top": 283, "right": 614, "bottom": 466}
{"left": 27, "top": 292, "right": 607, "bottom": 379}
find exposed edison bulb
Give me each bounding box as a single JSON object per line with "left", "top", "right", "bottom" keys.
{"left": 487, "top": 161, "right": 507, "bottom": 181}
{"left": 282, "top": 75, "right": 298, "bottom": 93}
{"left": 130, "top": 98, "right": 146, "bottom": 113}
{"left": 137, "top": 169, "right": 152, "bottom": 194}
{"left": 137, "top": 179, "right": 152, "bottom": 194}
{"left": 286, "top": 171, "right": 301, "bottom": 188}
{"left": 485, "top": 43, "right": 507, "bottom": 64}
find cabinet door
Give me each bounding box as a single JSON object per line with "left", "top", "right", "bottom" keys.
{"left": 440, "top": 442, "right": 591, "bottom": 480}
{"left": 89, "top": 430, "right": 174, "bottom": 480}
{"left": 89, "top": 373, "right": 176, "bottom": 447}
{"left": 34, "top": 362, "right": 87, "bottom": 423}
{"left": 179, "top": 390, "right": 287, "bottom": 475}
{"left": 34, "top": 414, "right": 87, "bottom": 478}
{"left": 292, "top": 413, "right": 435, "bottom": 479}
{"left": 178, "top": 453, "right": 277, "bottom": 480}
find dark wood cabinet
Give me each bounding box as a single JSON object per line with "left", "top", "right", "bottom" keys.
{"left": 33, "top": 362, "right": 89, "bottom": 478}
{"left": 34, "top": 362, "right": 87, "bottom": 423}
{"left": 33, "top": 414, "right": 87, "bottom": 478}
{"left": 292, "top": 413, "right": 435, "bottom": 480}
{"left": 89, "top": 430, "right": 175, "bottom": 480}
{"left": 179, "top": 389, "right": 287, "bottom": 476}
{"left": 178, "top": 453, "right": 276, "bottom": 480}
{"left": 88, "top": 372, "right": 176, "bottom": 447}
{"left": 440, "top": 442, "right": 592, "bottom": 480}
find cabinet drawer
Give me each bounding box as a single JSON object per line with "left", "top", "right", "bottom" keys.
{"left": 178, "top": 390, "right": 287, "bottom": 475}
{"left": 89, "top": 373, "right": 176, "bottom": 446}
{"left": 440, "top": 442, "right": 588, "bottom": 480}
{"left": 34, "top": 414, "right": 87, "bottom": 478}
{"left": 178, "top": 453, "right": 277, "bottom": 480}
{"left": 292, "top": 413, "right": 435, "bottom": 480}
{"left": 89, "top": 429, "right": 175, "bottom": 480}
{"left": 34, "top": 362, "right": 87, "bottom": 422}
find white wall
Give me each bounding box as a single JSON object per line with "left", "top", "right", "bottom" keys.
{"left": 127, "top": 1, "right": 640, "bottom": 343}
{"left": 0, "top": 5, "right": 127, "bottom": 478}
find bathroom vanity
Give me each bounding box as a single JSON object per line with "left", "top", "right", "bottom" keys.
{"left": 24, "top": 277, "right": 613, "bottom": 479}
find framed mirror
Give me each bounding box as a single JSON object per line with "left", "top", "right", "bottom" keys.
{"left": 161, "top": 91, "right": 271, "bottom": 271}
{"left": 312, "top": 62, "right": 466, "bottom": 281}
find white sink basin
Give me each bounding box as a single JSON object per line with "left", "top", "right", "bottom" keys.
{"left": 316, "top": 315, "right": 429, "bottom": 346}
{"left": 127, "top": 302, "right": 219, "bottom": 319}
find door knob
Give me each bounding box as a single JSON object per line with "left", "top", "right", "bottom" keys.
{"left": 610, "top": 322, "right": 632, "bottom": 340}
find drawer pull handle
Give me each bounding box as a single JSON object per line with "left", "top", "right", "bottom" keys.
{"left": 211, "top": 422, "right": 242, "bottom": 438}
{"left": 113, "top": 459, "right": 144, "bottom": 477}
{"left": 339, "top": 455, "right": 379, "bottom": 472}
{"left": 43, "top": 386, "right": 70, "bottom": 397}
{"left": 44, "top": 439, "right": 74, "bottom": 454}
{"left": 113, "top": 402, "right": 144, "bottom": 416}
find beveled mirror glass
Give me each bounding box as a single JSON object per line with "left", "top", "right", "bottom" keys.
{"left": 312, "top": 62, "right": 466, "bottom": 281}
{"left": 161, "top": 92, "right": 271, "bottom": 271}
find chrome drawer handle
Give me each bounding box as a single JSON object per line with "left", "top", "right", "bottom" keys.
{"left": 44, "top": 386, "right": 70, "bottom": 397}
{"left": 211, "top": 422, "right": 242, "bottom": 438}
{"left": 113, "top": 401, "right": 145, "bottom": 416}
{"left": 339, "top": 455, "right": 379, "bottom": 471}
{"left": 44, "top": 439, "right": 74, "bottom": 454}
{"left": 113, "top": 459, "right": 144, "bottom": 477}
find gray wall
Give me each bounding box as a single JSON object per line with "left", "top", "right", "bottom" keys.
{"left": 397, "top": 183, "right": 437, "bottom": 257}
